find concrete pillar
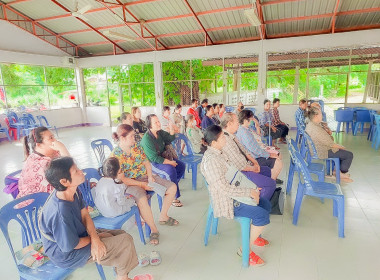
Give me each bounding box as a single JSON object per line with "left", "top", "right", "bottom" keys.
{"left": 154, "top": 60, "right": 164, "bottom": 116}
{"left": 257, "top": 42, "right": 267, "bottom": 111}
{"left": 75, "top": 67, "right": 87, "bottom": 124}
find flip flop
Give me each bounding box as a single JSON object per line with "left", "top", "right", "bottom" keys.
{"left": 133, "top": 274, "right": 154, "bottom": 280}
{"left": 159, "top": 217, "right": 179, "bottom": 226}
{"left": 138, "top": 253, "right": 150, "bottom": 267}
{"left": 253, "top": 237, "right": 269, "bottom": 247}
{"left": 149, "top": 232, "right": 159, "bottom": 246}
{"left": 249, "top": 251, "right": 265, "bottom": 267}
{"left": 150, "top": 251, "right": 161, "bottom": 266}
{"left": 171, "top": 199, "right": 183, "bottom": 207}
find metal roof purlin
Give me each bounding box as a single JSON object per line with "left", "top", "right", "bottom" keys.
{"left": 256, "top": 0, "right": 266, "bottom": 39}
{"left": 0, "top": 3, "right": 87, "bottom": 56}
{"left": 183, "top": 0, "right": 213, "bottom": 45}
{"left": 331, "top": 0, "right": 340, "bottom": 33}
{"left": 49, "top": 0, "right": 128, "bottom": 54}
{"left": 261, "top": 0, "right": 302, "bottom": 6}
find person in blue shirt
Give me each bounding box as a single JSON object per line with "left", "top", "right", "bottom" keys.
{"left": 201, "top": 105, "right": 216, "bottom": 130}
{"left": 39, "top": 157, "right": 147, "bottom": 280}
{"left": 196, "top": 98, "right": 208, "bottom": 121}
{"left": 295, "top": 99, "right": 307, "bottom": 131}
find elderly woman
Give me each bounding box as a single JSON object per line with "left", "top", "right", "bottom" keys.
{"left": 17, "top": 126, "right": 70, "bottom": 199}
{"left": 171, "top": 104, "right": 185, "bottom": 133}
{"left": 185, "top": 114, "right": 207, "bottom": 154}
{"left": 259, "top": 99, "right": 282, "bottom": 149}
{"left": 305, "top": 106, "right": 353, "bottom": 183}
{"left": 201, "top": 125, "right": 271, "bottom": 266}
{"left": 140, "top": 114, "right": 186, "bottom": 207}
{"left": 111, "top": 124, "right": 179, "bottom": 244}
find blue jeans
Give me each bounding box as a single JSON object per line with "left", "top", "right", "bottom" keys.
{"left": 152, "top": 159, "right": 186, "bottom": 198}
{"left": 233, "top": 198, "right": 271, "bottom": 226}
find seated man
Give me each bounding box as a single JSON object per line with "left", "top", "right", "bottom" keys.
{"left": 236, "top": 110, "right": 283, "bottom": 184}
{"left": 271, "top": 98, "right": 289, "bottom": 143}
{"left": 221, "top": 113, "right": 276, "bottom": 199}
{"left": 39, "top": 157, "right": 146, "bottom": 280}
{"left": 259, "top": 99, "right": 282, "bottom": 149}
{"left": 201, "top": 105, "right": 216, "bottom": 130}
{"left": 310, "top": 102, "right": 333, "bottom": 136}
{"left": 295, "top": 99, "right": 307, "bottom": 131}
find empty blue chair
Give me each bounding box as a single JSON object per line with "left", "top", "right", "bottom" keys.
{"left": 203, "top": 181, "right": 251, "bottom": 268}
{"left": 172, "top": 133, "right": 202, "bottom": 190}
{"left": 0, "top": 192, "right": 107, "bottom": 279}
{"left": 0, "top": 123, "right": 12, "bottom": 142}
{"left": 225, "top": 106, "right": 235, "bottom": 113}
{"left": 286, "top": 138, "right": 325, "bottom": 194}
{"left": 367, "top": 111, "right": 377, "bottom": 141}
{"left": 91, "top": 139, "right": 113, "bottom": 167}
{"left": 301, "top": 132, "right": 341, "bottom": 184}
{"left": 334, "top": 107, "right": 354, "bottom": 134}
{"left": 7, "top": 112, "right": 25, "bottom": 140}
{"left": 19, "top": 116, "right": 37, "bottom": 137}
{"left": 78, "top": 168, "right": 147, "bottom": 244}
{"left": 36, "top": 115, "right": 59, "bottom": 137}
{"left": 23, "top": 113, "right": 41, "bottom": 128}
{"left": 353, "top": 109, "right": 371, "bottom": 136}
{"left": 261, "top": 120, "right": 272, "bottom": 146}
{"left": 372, "top": 115, "right": 380, "bottom": 150}
{"left": 288, "top": 142, "right": 345, "bottom": 238}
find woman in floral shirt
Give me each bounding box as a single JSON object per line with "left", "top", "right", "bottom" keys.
{"left": 111, "top": 124, "right": 179, "bottom": 245}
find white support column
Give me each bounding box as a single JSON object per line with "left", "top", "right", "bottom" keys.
{"left": 363, "top": 61, "right": 373, "bottom": 103}
{"left": 257, "top": 41, "right": 267, "bottom": 109}
{"left": 75, "top": 67, "right": 87, "bottom": 124}
{"left": 154, "top": 60, "right": 164, "bottom": 116}
{"left": 294, "top": 66, "right": 300, "bottom": 104}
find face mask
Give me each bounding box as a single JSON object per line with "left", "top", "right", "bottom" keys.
{"left": 250, "top": 120, "right": 255, "bottom": 126}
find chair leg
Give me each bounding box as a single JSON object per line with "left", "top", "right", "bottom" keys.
{"left": 145, "top": 198, "right": 152, "bottom": 238}
{"left": 191, "top": 164, "right": 197, "bottom": 190}
{"left": 336, "top": 122, "right": 341, "bottom": 134}
{"left": 237, "top": 217, "right": 251, "bottom": 268}
{"left": 157, "top": 195, "right": 163, "bottom": 212}
{"left": 333, "top": 199, "right": 338, "bottom": 217}
{"left": 134, "top": 208, "right": 146, "bottom": 244}
{"left": 95, "top": 263, "right": 106, "bottom": 280}
{"left": 337, "top": 197, "right": 345, "bottom": 238}
{"left": 286, "top": 161, "right": 295, "bottom": 194}
{"left": 360, "top": 123, "right": 364, "bottom": 134}
{"left": 204, "top": 205, "right": 214, "bottom": 246}
{"left": 211, "top": 216, "right": 219, "bottom": 235}
{"left": 353, "top": 122, "right": 359, "bottom": 136}
{"left": 292, "top": 183, "right": 305, "bottom": 225}
{"left": 6, "top": 131, "right": 11, "bottom": 142}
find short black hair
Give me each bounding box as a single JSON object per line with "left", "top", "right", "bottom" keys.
{"left": 191, "top": 98, "right": 198, "bottom": 104}
{"left": 203, "top": 125, "right": 223, "bottom": 146}
{"left": 45, "top": 157, "right": 74, "bottom": 191}
{"left": 273, "top": 98, "right": 280, "bottom": 104}
{"left": 201, "top": 99, "right": 208, "bottom": 105}
{"left": 219, "top": 103, "right": 224, "bottom": 108}
{"left": 175, "top": 104, "right": 182, "bottom": 110}
{"left": 299, "top": 99, "right": 307, "bottom": 105}
{"left": 163, "top": 106, "right": 170, "bottom": 112}
{"left": 146, "top": 114, "right": 157, "bottom": 129}
{"left": 205, "top": 105, "right": 213, "bottom": 112}
{"left": 238, "top": 109, "right": 254, "bottom": 124}
{"left": 212, "top": 103, "right": 218, "bottom": 109}
{"left": 263, "top": 99, "right": 270, "bottom": 105}
{"left": 102, "top": 157, "right": 120, "bottom": 179}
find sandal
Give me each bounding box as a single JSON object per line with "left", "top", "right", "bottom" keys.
{"left": 172, "top": 199, "right": 183, "bottom": 207}
{"left": 150, "top": 251, "right": 161, "bottom": 266}
{"left": 133, "top": 274, "right": 154, "bottom": 280}
{"left": 249, "top": 251, "right": 265, "bottom": 266}
{"left": 159, "top": 217, "right": 179, "bottom": 226}
{"left": 138, "top": 253, "right": 150, "bottom": 267}
{"left": 253, "top": 236, "right": 269, "bottom": 247}
{"left": 149, "top": 232, "right": 159, "bottom": 246}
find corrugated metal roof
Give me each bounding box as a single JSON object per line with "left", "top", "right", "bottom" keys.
{"left": 63, "top": 32, "right": 107, "bottom": 45}
{"left": 82, "top": 44, "right": 114, "bottom": 54}
{"left": 160, "top": 33, "right": 204, "bottom": 47}
{"left": 41, "top": 17, "right": 89, "bottom": 33}
{"left": 146, "top": 17, "right": 199, "bottom": 35}
{"left": 128, "top": 0, "right": 188, "bottom": 20}
{"left": 189, "top": 0, "right": 251, "bottom": 13}
{"left": 336, "top": 12, "right": 380, "bottom": 29}
{"left": 200, "top": 10, "right": 249, "bottom": 28}
{"left": 12, "top": 0, "right": 66, "bottom": 19}
{"left": 340, "top": 0, "right": 380, "bottom": 11}
{"left": 267, "top": 18, "right": 332, "bottom": 36}
{"left": 210, "top": 26, "right": 259, "bottom": 42}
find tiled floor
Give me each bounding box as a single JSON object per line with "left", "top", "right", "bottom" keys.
{"left": 0, "top": 126, "right": 380, "bottom": 280}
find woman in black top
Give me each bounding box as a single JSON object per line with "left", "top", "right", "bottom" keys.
{"left": 132, "top": 106, "right": 147, "bottom": 134}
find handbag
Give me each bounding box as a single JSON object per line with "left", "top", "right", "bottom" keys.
{"left": 225, "top": 164, "right": 258, "bottom": 206}
{"left": 149, "top": 130, "right": 178, "bottom": 161}
{"left": 270, "top": 187, "right": 284, "bottom": 215}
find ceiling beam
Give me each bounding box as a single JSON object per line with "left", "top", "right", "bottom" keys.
{"left": 49, "top": 0, "right": 127, "bottom": 55}
{"left": 331, "top": 0, "right": 340, "bottom": 33}
{"left": 261, "top": 0, "right": 303, "bottom": 6}
{"left": 256, "top": 0, "right": 266, "bottom": 39}
{"left": 183, "top": 0, "right": 213, "bottom": 45}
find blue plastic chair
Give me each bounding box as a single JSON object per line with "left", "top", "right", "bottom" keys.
{"left": 19, "top": 116, "right": 38, "bottom": 137}
{"left": 334, "top": 107, "right": 354, "bottom": 134}
{"left": 91, "top": 139, "right": 113, "bottom": 167}
{"left": 23, "top": 113, "right": 41, "bottom": 128}
{"left": 288, "top": 142, "right": 345, "bottom": 238}
{"left": 0, "top": 123, "right": 12, "bottom": 142}
{"left": 353, "top": 109, "right": 371, "bottom": 136}
{"left": 372, "top": 115, "right": 380, "bottom": 150}
{"left": 36, "top": 115, "right": 59, "bottom": 137}
{"left": 172, "top": 133, "right": 202, "bottom": 190}
{"left": 7, "top": 112, "right": 25, "bottom": 140}
{"left": 78, "top": 168, "right": 147, "bottom": 244}
{"left": 286, "top": 138, "right": 325, "bottom": 194}
{"left": 301, "top": 132, "right": 341, "bottom": 184}
{"left": 203, "top": 181, "right": 251, "bottom": 268}
{"left": 261, "top": 120, "right": 272, "bottom": 146}
{"left": 0, "top": 192, "right": 107, "bottom": 279}
{"left": 225, "top": 106, "right": 235, "bottom": 113}
{"left": 367, "top": 111, "right": 377, "bottom": 141}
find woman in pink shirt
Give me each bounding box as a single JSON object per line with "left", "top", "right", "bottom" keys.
{"left": 17, "top": 126, "right": 70, "bottom": 198}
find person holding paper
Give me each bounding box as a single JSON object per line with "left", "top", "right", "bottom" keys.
{"left": 111, "top": 124, "right": 179, "bottom": 245}
{"left": 201, "top": 125, "right": 271, "bottom": 267}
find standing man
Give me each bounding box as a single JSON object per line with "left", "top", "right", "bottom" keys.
{"left": 187, "top": 99, "right": 201, "bottom": 128}
{"left": 196, "top": 99, "right": 208, "bottom": 121}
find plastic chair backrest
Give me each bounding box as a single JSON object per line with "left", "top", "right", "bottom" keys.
{"left": 174, "top": 133, "right": 195, "bottom": 156}
{"left": 289, "top": 141, "right": 313, "bottom": 189}
{"left": 353, "top": 107, "right": 368, "bottom": 111}
{"left": 375, "top": 115, "right": 380, "bottom": 130}
{"left": 225, "top": 106, "right": 235, "bottom": 113}
{"left": 0, "top": 192, "right": 50, "bottom": 266}
{"left": 300, "top": 132, "right": 318, "bottom": 163}
{"left": 335, "top": 109, "right": 354, "bottom": 122}
{"left": 91, "top": 139, "right": 113, "bottom": 166}
{"left": 355, "top": 110, "right": 371, "bottom": 122}
{"left": 7, "top": 112, "right": 20, "bottom": 123}
{"left": 23, "top": 113, "right": 38, "bottom": 125}
{"left": 78, "top": 168, "right": 101, "bottom": 208}
{"left": 37, "top": 115, "right": 50, "bottom": 127}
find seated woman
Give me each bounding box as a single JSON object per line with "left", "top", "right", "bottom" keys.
{"left": 119, "top": 112, "right": 141, "bottom": 142}
{"left": 200, "top": 125, "right": 271, "bottom": 266}
{"left": 211, "top": 103, "right": 221, "bottom": 125}
{"left": 259, "top": 99, "right": 282, "bottom": 149}
{"left": 93, "top": 157, "right": 136, "bottom": 218}
{"left": 236, "top": 110, "right": 283, "bottom": 184}
{"left": 171, "top": 104, "right": 185, "bottom": 133}
{"left": 40, "top": 157, "right": 150, "bottom": 280}
{"left": 17, "top": 126, "right": 70, "bottom": 199}
{"left": 185, "top": 114, "right": 207, "bottom": 154}
{"left": 201, "top": 105, "right": 216, "bottom": 130}
{"left": 140, "top": 114, "right": 186, "bottom": 207}
{"left": 305, "top": 107, "right": 354, "bottom": 183}
{"left": 111, "top": 124, "right": 179, "bottom": 244}
{"left": 132, "top": 106, "right": 147, "bottom": 136}
{"left": 310, "top": 102, "right": 333, "bottom": 137}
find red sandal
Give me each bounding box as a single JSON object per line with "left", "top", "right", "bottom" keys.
{"left": 249, "top": 251, "right": 265, "bottom": 266}
{"left": 253, "top": 236, "right": 269, "bottom": 247}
